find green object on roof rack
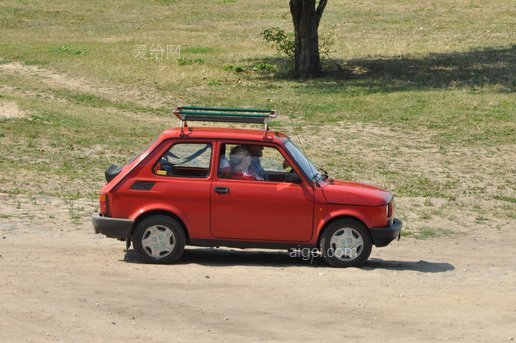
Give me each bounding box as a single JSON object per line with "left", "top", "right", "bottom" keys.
{"left": 173, "top": 105, "right": 276, "bottom": 124}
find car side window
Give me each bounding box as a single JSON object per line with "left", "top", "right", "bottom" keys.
{"left": 220, "top": 144, "right": 300, "bottom": 183}
{"left": 261, "top": 147, "right": 289, "bottom": 172}
{"left": 154, "top": 143, "right": 212, "bottom": 178}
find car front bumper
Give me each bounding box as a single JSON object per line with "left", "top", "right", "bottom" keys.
{"left": 92, "top": 213, "right": 133, "bottom": 240}
{"left": 369, "top": 218, "right": 402, "bottom": 247}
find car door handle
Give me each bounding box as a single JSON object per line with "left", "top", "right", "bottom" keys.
{"left": 214, "top": 186, "right": 230, "bottom": 194}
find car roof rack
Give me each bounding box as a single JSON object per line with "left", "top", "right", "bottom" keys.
{"left": 173, "top": 105, "right": 277, "bottom": 132}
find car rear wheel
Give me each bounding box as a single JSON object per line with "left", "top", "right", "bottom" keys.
{"left": 320, "top": 219, "right": 372, "bottom": 268}
{"left": 132, "top": 215, "right": 186, "bottom": 264}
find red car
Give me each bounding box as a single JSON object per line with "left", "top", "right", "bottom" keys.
{"left": 92, "top": 106, "right": 402, "bottom": 267}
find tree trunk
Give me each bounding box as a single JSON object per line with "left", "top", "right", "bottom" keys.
{"left": 289, "top": 0, "right": 327, "bottom": 79}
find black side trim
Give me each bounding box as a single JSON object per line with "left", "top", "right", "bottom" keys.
{"left": 369, "top": 218, "right": 402, "bottom": 247}
{"left": 92, "top": 213, "right": 133, "bottom": 240}
{"left": 189, "top": 239, "right": 316, "bottom": 250}
{"left": 130, "top": 181, "right": 156, "bottom": 190}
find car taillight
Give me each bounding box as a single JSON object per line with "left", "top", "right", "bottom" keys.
{"left": 99, "top": 193, "right": 109, "bottom": 216}
{"left": 388, "top": 200, "right": 394, "bottom": 218}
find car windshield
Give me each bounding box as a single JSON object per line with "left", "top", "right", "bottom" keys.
{"left": 284, "top": 140, "right": 324, "bottom": 182}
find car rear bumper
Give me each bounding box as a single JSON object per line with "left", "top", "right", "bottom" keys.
{"left": 369, "top": 218, "right": 402, "bottom": 247}
{"left": 92, "top": 213, "right": 133, "bottom": 240}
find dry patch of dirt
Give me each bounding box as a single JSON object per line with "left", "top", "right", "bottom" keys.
{"left": 0, "top": 62, "right": 173, "bottom": 109}
{"left": 0, "top": 100, "right": 26, "bottom": 119}
{"left": 0, "top": 193, "right": 96, "bottom": 237}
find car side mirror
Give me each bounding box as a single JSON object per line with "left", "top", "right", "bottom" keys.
{"left": 285, "top": 172, "right": 301, "bottom": 184}
{"left": 105, "top": 164, "right": 122, "bottom": 182}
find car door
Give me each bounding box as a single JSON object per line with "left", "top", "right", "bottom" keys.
{"left": 210, "top": 142, "right": 314, "bottom": 242}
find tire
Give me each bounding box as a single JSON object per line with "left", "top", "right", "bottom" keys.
{"left": 320, "top": 218, "right": 372, "bottom": 268}
{"left": 132, "top": 215, "right": 186, "bottom": 264}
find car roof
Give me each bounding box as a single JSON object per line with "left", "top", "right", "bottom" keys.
{"left": 160, "top": 126, "right": 289, "bottom": 142}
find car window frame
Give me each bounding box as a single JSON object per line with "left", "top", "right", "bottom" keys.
{"left": 214, "top": 140, "right": 308, "bottom": 185}
{"left": 152, "top": 140, "right": 214, "bottom": 179}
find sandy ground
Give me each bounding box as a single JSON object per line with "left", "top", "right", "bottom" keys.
{"left": 0, "top": 214, "right": 515, "bottom": 343}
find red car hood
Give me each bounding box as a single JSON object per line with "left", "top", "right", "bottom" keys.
{"left": 321, "top": 179, "right": 392, "bottom": 206}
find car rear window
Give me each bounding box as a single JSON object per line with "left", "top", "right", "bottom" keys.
{"left": 153, "top": 143, "right": 212, "bottom": 178}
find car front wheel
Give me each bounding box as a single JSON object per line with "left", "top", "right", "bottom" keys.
{"left": 132, "top": 215, "right": 186, "bottom": 264}
{"left": 320, "top": 219, "right": 372, "bottom": 268}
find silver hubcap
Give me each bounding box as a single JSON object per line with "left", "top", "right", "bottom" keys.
{"left": 141, "top": 225, "right": 176, "bottom": 259}
{"left": 329, "top": 228, "right": 364, "bottom": 261}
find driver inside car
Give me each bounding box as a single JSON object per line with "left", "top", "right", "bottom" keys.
{"left": 229, "top": 145, "right": 264, "bottom": 181}
{"left": 247, "top": 145, "right": 267, "bottom": 180}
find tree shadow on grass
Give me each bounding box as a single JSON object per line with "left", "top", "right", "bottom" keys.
{"left": 123, "top": 248, "right": 454, "bottom": 272}
{"left": 247, "top": 45, "right": 515, "bottom": 93}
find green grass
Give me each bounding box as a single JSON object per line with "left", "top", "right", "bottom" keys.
{"left": 0, "top": 0, "right": 514, "bottom": 229}
{"left": 178, "top": 57, "right": 206, "bottom": 65}
{"left": 493, "top": 195, "right": 516, "bottom": 203}
{"left": 182, "top": 46, "right": 216, "bottom": 54}
{"left": 50, "top": 45, "right": 87, "bottom": 56}
{"left": 402, "top": 227, "right": 454, "bottom": 240}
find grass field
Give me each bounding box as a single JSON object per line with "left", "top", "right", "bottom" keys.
{"left": 0, "top": 0, "right": 514, "bottom": 236}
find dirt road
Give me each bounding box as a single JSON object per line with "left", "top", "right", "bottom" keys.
{"left": 1, "top": 219, "right": 514, "bottom": 342}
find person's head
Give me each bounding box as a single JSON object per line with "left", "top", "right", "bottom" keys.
{"left": 229, "top": 146, "right": 251, "bottom": 171}
{"left": 248, "top": 145, "right": 264, "bottom": 157}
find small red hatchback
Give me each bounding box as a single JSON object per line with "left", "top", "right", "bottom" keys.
{"left": 92, "top": 106, "right": 402, "bottom": 267}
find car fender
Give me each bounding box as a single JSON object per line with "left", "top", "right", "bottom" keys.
{"left": 129, "top": 203, "right": 189, "bottom": 229}
{"left": 315, "top": 206, "right": 373, "bottom": 239}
